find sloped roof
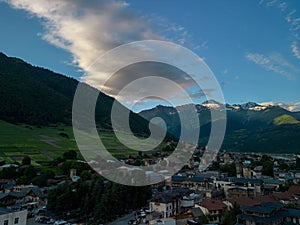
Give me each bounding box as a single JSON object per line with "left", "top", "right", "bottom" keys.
{"left": 263, "top": 179, "right": 284, "bottom": 185}
{"left": 0, "top": 192, "right": 25, "bottom": 200}
{"left": 287, "top": 209, "right": 300, "bottom": 218}
{"left": 199, "top": 199, "right": 227, "bottom": 211}
{"left": 241, "top": 205, "right": 277, "bottom": 214}
{"left": 273, "top": 185, "right": 300, "bottom": 200}
{"left": 228, "top": 195, "right": 278, "bottom": 207}
{"left": 171, "top": 175, "right": 207, "bottom": 183}
{"left": 229, "top": 177, "right": 263, "bottom": 184}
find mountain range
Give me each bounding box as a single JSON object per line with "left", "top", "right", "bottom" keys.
{"left": 0, "top": 52, "right": 299, "bottom": 154}
{"left": 139, "top": 100, "right": 300, "bottom": 153}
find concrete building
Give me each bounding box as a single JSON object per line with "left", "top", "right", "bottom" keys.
{"left": 0, "top": 208, "right": 27, "bottom": 225}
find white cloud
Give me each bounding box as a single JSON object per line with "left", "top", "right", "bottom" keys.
{"left": 3, "top": 0, "right": 201, "bottom": 105}
{"left": 285, "top": 10, "right": 296, "bottom": 23}
{"left": 261, "top": 0, "right": 287, "bottom": 12}
{"left": 261, "top": 1, "right": 300, "bottom": 60}
{"left": 194, "top": 41, "right": 208, "bottom": 50}
{"left": 4, "top": 0, "right": 165, "bottom": 70}
{"left": 291, "top": 42, "right": 300, "bottom": 61}
{"left": 245, "top": 52, "right": 298, "bottom": 78}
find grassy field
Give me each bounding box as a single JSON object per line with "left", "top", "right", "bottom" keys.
{"left": 0, "top": 120, "right": 166, "bottom": 167}
{"left": 0, "top": 120, "right": 77, "bottom": 165}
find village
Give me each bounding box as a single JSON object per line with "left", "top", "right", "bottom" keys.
{"left": 0, "top": 150, "right": 300, "bottom": 225}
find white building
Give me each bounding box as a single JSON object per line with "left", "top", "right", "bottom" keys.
{"left": 150, "top": 200, "right": 174, "bottom": 218}
{"left": 0, "top": 208, "right": 27, "bottom": 225}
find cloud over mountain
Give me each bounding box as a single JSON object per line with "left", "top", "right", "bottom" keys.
{"left": 5, "top": 0, "right": 201, "bottom": 107}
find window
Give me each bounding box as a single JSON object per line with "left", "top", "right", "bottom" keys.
{"left": 4, "top": 220, "right": 8, "bottom": 225}
{"left": 14, "top": 218, "right": 19, "bottom": 224}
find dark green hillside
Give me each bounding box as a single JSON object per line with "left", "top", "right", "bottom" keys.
{"left": 221, "top": 124, "right": 300, "bottom": 153}
{"left": 0, "top": 52, "right": 155, "bottom": 136}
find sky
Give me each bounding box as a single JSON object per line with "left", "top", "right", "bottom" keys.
{"left": 0, "top": 0, "right": 300, "bottom": 112}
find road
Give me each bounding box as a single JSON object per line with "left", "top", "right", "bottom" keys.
{"left": 106, "top": 213, "right": 135, "bottom": 225}
{"left": 106, "top": 212, "right": 146, "bottom": 225}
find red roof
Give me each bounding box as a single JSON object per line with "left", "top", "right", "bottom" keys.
{"left": 227, "top": 185, "right": 300, "bottom": 207}
{"left": 200, "top": 199, "right": 227, "bottom": 211}
{"left": 273, "top": 185, "right": 300, "bottom": 200}
{"left": 228, "top": 195, "right": 278, "bottom": 207}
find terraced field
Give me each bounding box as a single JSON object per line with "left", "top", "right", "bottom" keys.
{"left": 0, "top": 120, "right": 166, "bottom": 167}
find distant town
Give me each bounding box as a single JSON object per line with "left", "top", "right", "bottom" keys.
{"left": 1, "top": 148, "right": 300, "bottom": 225}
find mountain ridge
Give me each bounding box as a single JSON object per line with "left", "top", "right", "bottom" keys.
{"left": 0, "top": 52, "right": 161, "bottom": 138}
{"left": 139, "top": 101, "right": 300, "bottom": 153}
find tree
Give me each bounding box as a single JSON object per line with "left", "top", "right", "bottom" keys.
{"left": 0, "top": 167, "right": 19, "bottom": 179}
{"left": 16, "top": 176, "right": 30, "bottom": 185}
{"left": 47, "top": 176, "right": 152, "bottom": 223}
{"left": 22, "top": 156, "right": 31, "bottom": 165}
{"left": 80, "top": 170, "right": 91, "bottom": 181}
{"left": 296, "top": 157, "right": 300, "bottom": 169}
{"left": 262, "top": 161, "right": 274, "bottom": 177}
{"left": 23, "top": 166, "right": 37, "bottom": 180}
{"left": 32, "top": 175, "right": 47, "bottom": 187}
{"left": 220, "top": 163, "right": 237, "bottom": 177}
{"left": 134, "top": 159, "right": 142, "bottom": 166}
{"left": 44, "top": 170, "right": 55, "bottom": 179}
{"left": 223, "top": 203, "right": 241, "bottom": 225}
{"left": 63, "top": 150, "right": 77, "bottom": 160}
{"left": 261, "top": 154, "right": 271, "bottom": 163}
{"left": 199, "top": 214, "right": 209, "bottom": 224}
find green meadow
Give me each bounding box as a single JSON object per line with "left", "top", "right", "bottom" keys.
{"left": 0, "top": 120, "right": 166, "bottom": 167}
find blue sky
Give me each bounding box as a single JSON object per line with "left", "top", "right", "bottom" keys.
{"left": 0, "top": 0, "right": 300, "bottom": 111}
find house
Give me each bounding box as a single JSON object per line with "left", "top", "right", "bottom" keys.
{"left": 214, "top": 177, "right": 262, "bottom": 198}
{"left": 262, "top": 179, "right": 284, "bottom": 190}
{"left": 0, "top": 207, "right": 27, "bottom": 225}
{"left": 149, "top": 188, "right": 190, "bottom": 218}
{"left": 251, "top": 166, "right": 263, "bottom": 178}
{"left": 0, "top": 180, "right": 15, "bottom": 193}
{"left": 171, "top": 175, "right": 210, "bottom": 189}
{"left": 180, "top": 193, "right": 201, "bottom": 209}
{"left": 0, "top": 164, "right": 18, "bottom": 172}
{"left": 204, "top": 189, "right": 225, "bottom": 200}
{"left": 226, "top": 195, "right": 279, "bottom": 208}
{"left": 227, "top": 187, "right": 257, "bottom": 198}
{"left": 272, "top": 185, "right": 300, "bottom": 206}
{"left": 285, "top": 209, "right": 300, "bottom": 224}
{"left": 196, "top": 199, "right": 228, "bottom": 224}
{"left": 237, "top": 202, "right": 300, "bottom": 225}
{"left": 0, "top": 193, "right": 25, "bottom": 207}
{"left": 0, "top": 185, "right": 49, "bottom": 207}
